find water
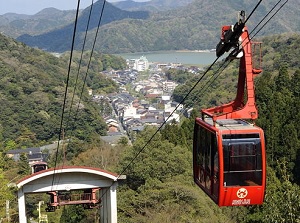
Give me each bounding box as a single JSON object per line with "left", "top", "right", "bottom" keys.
{"left": 118, "top": 50, "right": 217, "bottom": 66}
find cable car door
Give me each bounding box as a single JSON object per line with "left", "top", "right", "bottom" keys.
{"left": 211, "top": 134, "right": 219, "bottom": 201}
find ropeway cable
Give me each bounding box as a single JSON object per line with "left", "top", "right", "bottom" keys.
{"left": 191, "top": 0, "right": 289, "bottom": 107}
{"left": 51, "top": 0, "right": 82, "bottom": 189}
{"left": 50, "top": 0, "right": 97, "bottom": 192}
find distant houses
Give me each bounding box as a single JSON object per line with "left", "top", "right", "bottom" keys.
{"left": 108, "top": 92, "right": 182, "bottom": 141}
{"left": 5, "top": 141, "right": 67, "bottom": 166}
{"left": 6, "top": 147, "right": 45, "bottom": 164}
{"left": 6, "top": 147, "right": 48, "bottom": 172}
{"left": 93, "top": 56, "right": 194, "bottom": 144}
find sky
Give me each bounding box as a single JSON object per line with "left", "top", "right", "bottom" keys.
{"left": 0, "top": 0, "right": 150, "bottom": 15}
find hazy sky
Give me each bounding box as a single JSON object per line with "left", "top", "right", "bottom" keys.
{"left": 0, "top": 0, "right": 150, "bottom": 15}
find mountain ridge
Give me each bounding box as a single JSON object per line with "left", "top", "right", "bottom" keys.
{"left": 16, "top": 0, "right": 150, "bottom": 52}
{"left": 11, "top": 0, "right": 300, "bottom": 53}
{"left": 112, "top": 0, "right": 193, "bottom": 11}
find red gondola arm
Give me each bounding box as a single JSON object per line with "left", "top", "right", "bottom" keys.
{"left": 202, "top": 26, "right": 262, "bottom": 124}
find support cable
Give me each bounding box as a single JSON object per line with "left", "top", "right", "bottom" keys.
{"left": 250, "top": 0, "right": 288, "bottom": 40}
{"left": 191, "top": 0, "right": 289, "bottom": 109}
{"left": 244, "top": 0, "right": 263, "bottom": 24}
{"left": 75, "top": 0, "right": 107, "bottom": 117}
{"left": 51, "top": 0, "right": 106, "bottom": 191}
{"left": 57, "top": 0, "right": 95, "bottom": 175}
{"left": 51, "top": 0, "right": 81, "bottom": 188}
{"left": 116, "top": 56, "right": 221, "bottom": 178}
{"left": 57, "top": 0, "right": 107, "bottom": 171}
{"left": 65, "top": 0, "right": 95, "bottom": 133}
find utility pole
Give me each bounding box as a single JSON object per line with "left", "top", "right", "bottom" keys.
{"left": 6, "top": 200, "right": 10, "bottom": 222}
{"left": 38, "top": 201, "right": 48, "bottom": 223}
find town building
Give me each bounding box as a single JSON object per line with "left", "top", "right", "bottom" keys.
{"left": 127, "top": 56, "right": 149, "bottom": 71}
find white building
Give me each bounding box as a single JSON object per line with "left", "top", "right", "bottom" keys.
{"left": 127, "top": 56, "right": 149, "bottom": 71}
{"left": 162, "top": 81, "right": 178, "bottom": 93}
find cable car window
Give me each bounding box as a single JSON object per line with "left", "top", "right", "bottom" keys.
{"left": 223, "top": 134, "right": 262, "bottom": 186}
{"left": 194, "top": 124, "right": 218, "bottom": 191}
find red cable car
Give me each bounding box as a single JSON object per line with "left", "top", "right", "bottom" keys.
{"left": 31, "top": 161, "right": 48, "bottom": 174}
{"left": 193, "top": 12, "right": 266, "bottom": 206}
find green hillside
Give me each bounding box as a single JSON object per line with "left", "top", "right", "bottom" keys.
{"left": 17, "top": 0, "right": 300, "bottom": 53}
{"left": 17, "top": 0, "right": 150, "bottom": 52}
{"left": 112, "top": 0, "right": 194, "bottom": 12}
{"left": 0, "top": 33, "right": 125, "bottom": 149}
{"left": 0, "top": 8, "right": 76, "bottom": 38}
{"left": 0, "top": 33, "right": 127, "bottom": 220}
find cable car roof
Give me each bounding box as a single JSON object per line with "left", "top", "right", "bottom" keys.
{"left": 201, "top": 118, "right": 262, "bottom": 131}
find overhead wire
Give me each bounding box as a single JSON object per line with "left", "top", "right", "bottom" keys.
{"left": 248, "top": 0, "right": 286, "bottom": 38}
{"left": 188, "top": 59, "right": 232, "bottom": 107}
{"left": 59, "top": 0, "right": 107, "bottom": 143}
{"left": 51, "top": 0, "right": 108, "bottom": 192}
{"left": 56, "top": 0, "right": 107, "bottom": 171}
{"left": 244, "top": 0, "right": 262, "bottom": 24}
{"left": 65, "top": 0, "right": 95, "bottom": 136}
{"left": 75, "top": 0, "right": 107, "bottom": 116}
{"left": 56, "top": 0, "right": 106, "bottom": 170}
{"left": 50, "top": 0, "right": 96, "bottom": 191}
{"left": 51, "top": 0, "right": 82, "bottom": 189}
{"left": 235, "top": 0, "right": 288, "bottom": 48}
{"left": 55, "top": 0, "right": 108, "bottom": 167}
{"left": 249, "top": 0, "right": 288, "bottom": 40}
{"left": 191, "top": 0, "right": 289, "bottom": 106}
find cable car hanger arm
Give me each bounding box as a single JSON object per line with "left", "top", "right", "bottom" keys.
{"left": 202, "top": 10, "right": 262, "bottom": 123}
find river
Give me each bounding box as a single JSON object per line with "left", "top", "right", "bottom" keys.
{"left": 117, "top": 50, "right": 217, "bottom": 67}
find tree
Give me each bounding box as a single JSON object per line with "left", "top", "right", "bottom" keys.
{"left": 291, "top": 69, "right": 300, "bottom": 97}
{"left": 274, "top": 65, "right": 290, "bottom": 91}
{"left": 17, "top": 153, "right": 31, "bottom": 176}
{"left": 3, "top": 140, "right": 17, "bottom": 152}
{"left": 59, "top": 205, "right": 87, "bottom": 223}
{"left": 118, "top": 136, "right": 129, "bottom": 146}
{"left": 244, "top": 165, "right": 300, "bottom": 223}
{"left": 0, "top": 169, "right": 14, "bottom": 218}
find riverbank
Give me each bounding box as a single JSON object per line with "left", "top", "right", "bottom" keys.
{"left": 117, "top": 50, "right": 217, "bottom": 67}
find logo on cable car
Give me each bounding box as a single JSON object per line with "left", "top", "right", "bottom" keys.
{"left": 237, "top": 188, "right": 248, "bottom": 198}
{"left": 232, "top": 188, "right": 250, "bottom": 205}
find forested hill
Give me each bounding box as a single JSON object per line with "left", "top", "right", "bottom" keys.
{"left": 0, "top": 33, "right": 125, "bottom": 150}
{"left": 112, "top": 0, "right": 194, "bottom": 12}
{"left": 0, "top": 0, "right": 189, "bottom": 38}
{"left": 16, "top": 0, "right": 150, "bottom": 53}
{"left": 16, "top": 0, "right": 300, "bottom": 53}
{"left": 0, "top": 8, "right": 76, "bottom": 38}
